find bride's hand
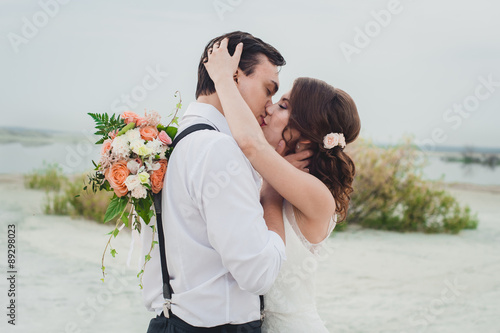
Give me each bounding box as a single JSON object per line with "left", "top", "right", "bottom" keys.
{"left": 204, "top": 38, "right": 243, "bottom": 85}
{"left": 260, "top": 140, "right": 312, "bottom": 200}
{"left": 277, "top": 140, "right": 312, "bottom": 173}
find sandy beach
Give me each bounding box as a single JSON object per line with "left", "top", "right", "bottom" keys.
{"left": 1, "top": 175, "right": 499, "bottom": 332}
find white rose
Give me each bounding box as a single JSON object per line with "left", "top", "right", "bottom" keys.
{"left": 146, "top": 139, "right": 162, "bottom": 155}
{"left": 125, "top": 128, "right": 141, "bottom": 142}
{"left": 130, "top": 139, "right": 145, "bottom": 155}
{"left": 127, "top": 159, "right": 141, "bottom": 174}
{"left": 124, "top": 175, "right": 141, "bottom": 191}
{"left": 111, "top": 136, "right": 129, "bottom": 158}
{"left": 131, "top": 184, "right": 148, "bottom": 199}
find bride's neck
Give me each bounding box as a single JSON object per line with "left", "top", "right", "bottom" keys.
{"left": 197, "top": 93, "right": 224, "bottom": 116}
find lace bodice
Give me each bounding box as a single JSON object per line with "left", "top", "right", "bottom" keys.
{"left": 262, "top": 200, "right": 336, "bottom": 332}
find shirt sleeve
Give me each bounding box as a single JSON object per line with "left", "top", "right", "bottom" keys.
{"left": 189, "top": 134, "right": 286, "bottom": 295}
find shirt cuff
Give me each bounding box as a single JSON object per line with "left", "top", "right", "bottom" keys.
{"left": 268, "top": 230, "right": 287, "bottom": 261}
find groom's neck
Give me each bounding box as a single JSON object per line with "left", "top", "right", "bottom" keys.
{"left": 197, "top": 93, "right": 224, "bottom": 116}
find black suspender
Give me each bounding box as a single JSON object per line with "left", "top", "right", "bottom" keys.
{"left": 152, "top": 123, "right": 265, "bottom": 321}
{"left": 170, "top": 123, "right": 218, "bottom": 149}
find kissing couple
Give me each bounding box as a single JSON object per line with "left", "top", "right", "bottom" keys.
{"left": 141, "top": 31, "right": 361, "bottom": 333}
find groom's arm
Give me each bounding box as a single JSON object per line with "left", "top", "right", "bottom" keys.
{"left": 190, "top": 135, "right": 286, "bottom": 295}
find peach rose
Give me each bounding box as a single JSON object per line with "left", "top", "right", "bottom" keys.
{"left": 121, "top": 111, "right": 141, "bottom": 125}
{"left": 150, "top": 159, "right": 168, "bottom": 194}
{"left": 105, "top": 161, "right": 130, "bottom": 197}
{"left": 158, "top": 130, "right": 172, "bottom": 145}
{"left": 101, "top": 139, "right": 113, "bottom": 156}
{"left": 140, "top": 126, "right": 159, "bottom": 142}
{"left": 136, "top": 117, "right": 148, "bottom": 127}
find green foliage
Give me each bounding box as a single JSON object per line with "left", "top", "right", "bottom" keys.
{"left": 104, "top": 196, "right": 130, "bottom": 223}
{"left": 24, "top": 162, "right": 67, "bottom": 191}
{"left": 39, "top": 170, "right": 113, "bottom": 222}
{"left": 165, "top": 126, "right": 178, "bottom": 140}
{"left": 88, "top": 112, "right": 125, "bottom": 144}
{"left": 342, "top": 138, "right": 479, "bottom": 233}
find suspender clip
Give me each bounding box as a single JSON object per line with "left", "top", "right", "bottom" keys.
{"left": 163, "top": 299, "right": 172, "bottom": 318}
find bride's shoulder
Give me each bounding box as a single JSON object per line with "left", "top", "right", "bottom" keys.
{"left": 289, "top": 203, "right": 336, "bottom": 245}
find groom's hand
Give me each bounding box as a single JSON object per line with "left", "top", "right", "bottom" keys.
{"left": 204, "top": 37, "right": 243, "bottom": 85}
{"left": 276, "top": 140, "right": 312, "bottom": 173}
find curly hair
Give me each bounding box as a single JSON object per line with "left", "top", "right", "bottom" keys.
{"left": 285, "top": 77, "right": 361, "bottom": 222}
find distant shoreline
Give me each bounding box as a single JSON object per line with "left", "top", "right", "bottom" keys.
{"left": 2, "top": 126, "right": 500, "bottom": 153}
{"left": 3, "top": 173, "right": 500, "bottom": 195}
{"left": 0, "top": 126, "right": 94, "bottom": 145}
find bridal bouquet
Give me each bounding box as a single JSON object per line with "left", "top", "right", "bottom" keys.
{"left": 85, "top": 93, "right": 181, "bottom": 284}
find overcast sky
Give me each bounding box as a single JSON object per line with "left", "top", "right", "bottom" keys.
{"left": 1, "top": 0, "right": 499, "bottom": 148}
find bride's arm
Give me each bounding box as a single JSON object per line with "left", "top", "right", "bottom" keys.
{"left": 205, "top": 39, "right": 335, "bottom": 223}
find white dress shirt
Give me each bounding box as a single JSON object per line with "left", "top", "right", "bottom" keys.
{"left": 141, "top": 102, "right": 286, "bottom": 327}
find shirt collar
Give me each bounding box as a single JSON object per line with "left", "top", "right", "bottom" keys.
{"left": 181, "top": 102, "right": 232, "bottom": 137}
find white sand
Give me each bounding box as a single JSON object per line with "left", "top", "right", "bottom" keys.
{"left": 0, "top": 175, "right": 499, "bottom": 332}
{"left": 317, "top": 184, "right": 500, "bottom": 333}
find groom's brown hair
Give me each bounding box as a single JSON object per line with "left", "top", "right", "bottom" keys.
{"left": 196, "top": 31, "right": 286, "bottom": 98}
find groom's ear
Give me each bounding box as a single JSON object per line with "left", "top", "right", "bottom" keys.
{"left": 233, "top": 69, "right": 239, "bottom": 84}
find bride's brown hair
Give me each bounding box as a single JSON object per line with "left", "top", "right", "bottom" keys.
{"left": 285, "top": 78, "right": 361, "bottom": 222}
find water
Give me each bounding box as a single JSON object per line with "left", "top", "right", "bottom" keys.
{"left": 0, "top": 142, "right": 100, "bottom": 175}
{"left": 422, "top": 155, "right": 500, "bottom": 185}
{"left": 1, "top": 142, "right": 499, "bottom": 185}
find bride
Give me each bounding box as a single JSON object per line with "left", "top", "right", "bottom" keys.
{"left": 204, "top": 38, "right": 361, "bottom": 332}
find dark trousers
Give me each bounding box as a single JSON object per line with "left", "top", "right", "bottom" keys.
{"left": 147, "top": 313, "right": 262, "bottom": 333}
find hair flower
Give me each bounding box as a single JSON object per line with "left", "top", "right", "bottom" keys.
{"left": 323, "top": 133, "right": 346, "bottom": 149}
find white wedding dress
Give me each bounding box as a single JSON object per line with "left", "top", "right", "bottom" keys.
{"left": 262, "top": 200, "right": 336, "bottom": 333}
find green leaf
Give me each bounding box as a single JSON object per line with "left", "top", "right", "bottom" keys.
{"left": 116, "top": 122, "right": 135, "bottom": 136}
{"left": 121, "top": 214, "right": 129, "bottom": 228}
{"left": 145, "top": 254, "right": 151, "bottom": 262}
{"left": 135, "top": 197, "right": 153, "bottom": 225}
{"left": 112, "top": 228, "right": 119, "bottom": 238}
{"left": 110, "top": 248, "right": 117, "bottom": 257}
{"left": 166, "top": 126, "right": 177, "bottom": 139}
{"left": 104, "top": 196, "right": 129, "bottom": 223}
{"left": 137, "top": 269, "right": 144, "bottom": 278}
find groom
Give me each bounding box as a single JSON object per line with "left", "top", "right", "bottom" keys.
{"left": 142, "top": 31, "right": 287, "bottom": 332}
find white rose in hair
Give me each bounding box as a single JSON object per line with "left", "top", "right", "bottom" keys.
{"left": 323, "top": 133, "right": 340, "bottom": 149}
